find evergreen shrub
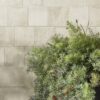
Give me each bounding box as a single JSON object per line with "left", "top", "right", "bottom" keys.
{"left": 28, "top": 21, "right": 100, "bottom": 100}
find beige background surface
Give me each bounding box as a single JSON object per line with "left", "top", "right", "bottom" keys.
{"left": 0, "top": 0, "right": 99, "bottom": 100}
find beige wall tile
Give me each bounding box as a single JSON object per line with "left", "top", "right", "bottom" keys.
{"left": 0, "top": 27, "right": 14, "bottom": 46}
{"left": 0, "top": 8, "right": 7, "bottom": 26}
{"left": 87, "top": 0, "right": 100, "bottom": 7}
{"left": 0, "top": 0, "right": 22, "bottom": 7}
{"left": 7, "top": 8, "right": 28, "bottom": 26}
{"left": 69, "top": 7, "right": 89, "bottom": 26}
{"left": 69, "top": 0, "right": 87, "bottom": 7}
{"left": 0, "top": 67, "right": 24, "bottom": 87}
{"left": 0, "top": 48, "right": 4, "bottom": 65}
{"left": 29, "top": 7, "right": 48, "bottom": 26}
{"left": 89, "top": 8, "right": 100, "bottom": 26}
{"left": 2, "top": 88, "right": 33, "bottom": 100}
{"left": 5, "top": 47, "right": 25, "bottom": 66}
{"left": 43, "top": 0, "right": 70, "bottom": 7}
{"left": 15, "top": 27, "right": 34, "bottom": 46}
{"left": 0, "top": 67, "right": 33, "bottom": 89}
{"left": 48, "top": 7, "right": 69, "bottom": 26}
{"left": 23, "top": 0, "right": 42, "bottom": 7}
{"left": 43, "top": 0, "right": 87, "bottom": 7}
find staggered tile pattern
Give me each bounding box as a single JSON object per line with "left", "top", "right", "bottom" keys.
{"left": 0, "top": 0, "right": 99, "bottom": 100}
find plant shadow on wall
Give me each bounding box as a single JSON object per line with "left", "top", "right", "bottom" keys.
{"left": 28, "top": 21, "right": 100, "bottom": 100}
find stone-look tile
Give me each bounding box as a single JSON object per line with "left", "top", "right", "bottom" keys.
{"left": 87, "top": 0, "right": 100, "bottom": 7}
{"left": 0, "top": 88, "right": 33, "bottom": 100}
{"left": 0, "top": 48, "right": 4, "bottom": 65}
{"left": 68, "top": 7, "right": 89, "bottom": 26}
{"left": 7, "top": 8, "right": 28, "bottom": 26}
{"left": 15, "top": 27, "right": 34, "bottom": 46}
{"left": 0, "top": 27, "right": 14, "bottom": 46}
{"left": 0, "top": 0, "right": 22, "bottom": 7}
{"left": 43, "top": 0, "right": 87, "bottom": 7}
{"left": 69, "top": 0, "right": 87, "bottom": 7}
{"left": 0, "top": 8, "right": 7, "bottom": 26}
{"left": 4, "top": 94, "right": 30, "bottom": 100}
{"left": 5, "top": 47, "right": 25, "bottom": 66}
{"left": 0, "top": 67, "right": 26, "bottom": 87}
{"left": 48, "top": 7, "right": 69, "bottom": 26}
{"left": 43, "top": 0, "right": 70, "bottom": 7}
{"left": 0, "top": 66, "right": 33, "bottom": 89}
{"left": 89, "top": 8, "right": 100, "bottom": 26}
{"left": 29, "top": 7, "right": 48, "bottom": 26}
{"left": 23, "top": 0, "right": 42, "bottom": 7}
{"left": 0, "top": 94, "right": 4, "bottom": 100}
{"left": 34, "top": 27, "right": 55, "bottom": 46}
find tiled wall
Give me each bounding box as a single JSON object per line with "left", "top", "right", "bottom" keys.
{"left": 0, "top": 0, "right": 99, "bottom": 100}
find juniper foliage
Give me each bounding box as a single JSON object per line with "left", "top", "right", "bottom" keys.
{"left": 28, "top": 21, "right": 100, "bottom": 100}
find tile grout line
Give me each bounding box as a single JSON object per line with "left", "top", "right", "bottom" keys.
{"left": 4, "top": 47, "right": 5, "bottom": 66}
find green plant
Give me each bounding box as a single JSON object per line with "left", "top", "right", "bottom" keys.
{"left": 28, "top": 21, "right": 100, "bottom": 100}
